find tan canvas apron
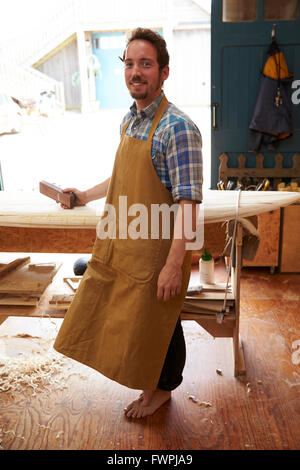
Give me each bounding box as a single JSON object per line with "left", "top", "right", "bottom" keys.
{"left": 54, "top": 95, "right": 191, "bottom": 390}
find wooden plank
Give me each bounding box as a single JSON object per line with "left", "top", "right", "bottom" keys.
{"left": 0, "top": 262, "right": 61, "bottom": 295}
{"left": 186, "top": 291, "right": 234, "bottom": 301}
{"left": 49, "top": 294, "right": 74, "bottom": 309}
{"left": 201, "top": 282, "right": 232, "bottom": 291}
{"left": 0, "top": 257, "right": 30, "bottom": 279}
{"left": 183, "top": 299, "right": 233, "bottom": 314}
{"left": 0, "top": 309, "right": 66, "bottom": 319}
{"left": 28, "top": 263, "right": 56, "bottom": 273}
{"left": 0, "top": 294, "right": 40, "bottom": 306}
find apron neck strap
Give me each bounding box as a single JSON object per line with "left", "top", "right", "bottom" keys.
{"left": 122, "top": 117, "right": 131, "bottom": 136}
{"left": 148, "top": 95, "right": 169, "bottom": 140}
{"left": 121, "top": 95, "right": 169, "bottom": 138}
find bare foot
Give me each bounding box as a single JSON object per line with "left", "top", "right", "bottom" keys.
{"left": 124, "top": 393, "right": 143, "bottom": 413}
{"left": 124, "top": 390, "right": 153, "bottom": 417}
{"left": 124, "top": 389, "right": 171, "bottom": 419}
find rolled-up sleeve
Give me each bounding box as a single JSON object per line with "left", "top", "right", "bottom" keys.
{"left": 164, "top": 120, "right": 203, "bottom": 202}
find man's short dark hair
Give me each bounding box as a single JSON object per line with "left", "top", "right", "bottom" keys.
{"left": 122, "top": 28, "right": 169, "bottom": 70}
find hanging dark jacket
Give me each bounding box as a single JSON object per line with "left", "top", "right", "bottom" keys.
{"left": 248, "top": 39, "right": 293, "bottom": 152}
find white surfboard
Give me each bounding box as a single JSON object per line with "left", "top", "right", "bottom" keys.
{"left": 202, "top": 189, "right": 300, "bottom": 224}
{"left": 0, "top": 190, "right": 299, "bottom": 228}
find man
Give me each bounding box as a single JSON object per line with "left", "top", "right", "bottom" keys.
{"left": 54, "top": 28, "right": 203, "bottom": 419}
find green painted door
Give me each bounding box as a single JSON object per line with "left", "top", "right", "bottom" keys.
{"left": 211, "top": 0, "right": 300, "bottom": 188}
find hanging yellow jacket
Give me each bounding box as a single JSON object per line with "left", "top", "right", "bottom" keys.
{"left": 248, "top": 38, "right": 293, "bottom": 152}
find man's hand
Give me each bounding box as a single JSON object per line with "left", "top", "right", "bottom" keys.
{"left": 156, "top": 199, "right": 199, "bottom": 302}
{"left": 60, "top": 188, "right": 87, "bottom": 209}
{"left": 59, "top": 178, "right": 111, "bottom": 209}
{"left": 157, "top": 260, "right": 182, "bottom": 302}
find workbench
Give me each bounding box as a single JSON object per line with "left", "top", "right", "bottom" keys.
{"left": 1, "top": 189, "right": 299, "bottom": 377}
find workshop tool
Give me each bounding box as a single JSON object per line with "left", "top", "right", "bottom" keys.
{"left": 39, "top": 181, "right": 77, "bottom": 208}
{"left": 262, "top": 179, "right": 270, "bottom": 191}
{"left": 255, "top": 178, "right": 269, "bottom": 191}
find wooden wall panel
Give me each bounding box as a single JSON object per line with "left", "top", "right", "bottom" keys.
{"left": 280, "top": 205, "right": 300, "bottom": 272}
{"left": 0, "top": 227, "right": 96, "bottom": 253}
{"left": 243, "top": 210, "right": 280, "bottom": 268}
{"left": 0, "top": 223, "right": 227, "bottom": 257}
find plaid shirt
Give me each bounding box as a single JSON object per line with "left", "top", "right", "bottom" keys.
{"left": 120, "top": 92, "right": 203, "bottom": 202}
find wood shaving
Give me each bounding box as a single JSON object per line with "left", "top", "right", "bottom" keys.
{"left": 0, "top": 429, "right": 24, "bottom": 440}
{"left": 0, "top": 350, "right": 66, "bottom": 395}
{"left": 40, "top": 312, "right": 59, "bottom": 330}
{"left": 12, "top": 334, "right": 41, "bottom": 339}
{"left": 199, "top": 401, "right": 212, "bottom": 407}
{"left": 188, "top": 394, "right": 198, "bottom": 403}
{"left": 37, "top": 423, "right": 53, "bottom": 430}
{"left": 0, "top": 427, "right": 25, "bottom": 449}
{"left": 188, "top": 394, "right": 212, "bottom": 408}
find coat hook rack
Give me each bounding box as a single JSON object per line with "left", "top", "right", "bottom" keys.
{"left": 271, "top": 23, "right": 277, "bottom": 39}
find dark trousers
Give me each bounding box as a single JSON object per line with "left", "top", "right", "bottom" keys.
{"left": 157, "top": 318, "right": 186, "bottom": 391}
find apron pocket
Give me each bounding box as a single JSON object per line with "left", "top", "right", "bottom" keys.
{"left": 116, "top": 238, "right": 162, "bottom": 282}
{"left": 92, "top": 237, "right": 162, "bottom": 283}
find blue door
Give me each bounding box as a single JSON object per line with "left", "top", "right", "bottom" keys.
{"left": 211, "top": 0, "right": 300, "bottom": 188}
{"left": 92, "top": 32, "right": 132, "bottom": 109}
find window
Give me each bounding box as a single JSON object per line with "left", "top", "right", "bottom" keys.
{"left": 264, "top": 0, "right": 299, "bottom": 20}
{"left": 93, "top": 38, "right": 100, "bottom": 49}
{"left": 222, "top": 0, "right": 257, "bottom": 22}
{"left": 99, "top": 35, "right": 125, "bottom": 50}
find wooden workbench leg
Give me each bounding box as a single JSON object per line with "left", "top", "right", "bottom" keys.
{"left": 236, "top": 334, "right": 246, "bottom": 376}
{"left": 232, "top": 223, "right": 246, "bottom": 376}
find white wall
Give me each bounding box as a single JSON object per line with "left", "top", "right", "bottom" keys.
{"left": 167, "top": 28, "right": 211, "bottom": 107}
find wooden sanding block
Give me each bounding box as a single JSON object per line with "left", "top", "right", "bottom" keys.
{"left": 39, "top": 180, "right": 77, "bottom": 208}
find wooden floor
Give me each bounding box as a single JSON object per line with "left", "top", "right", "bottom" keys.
{"left": 0, "top": 253, "right": 300, "bottom": 450}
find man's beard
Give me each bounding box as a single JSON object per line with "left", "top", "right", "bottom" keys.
{"left": 128, "top": 75, "right": 162, "bottom": 100}
{"left": 129, "top": 89, "right": 148, "bottom": 100}
{"left": 128, "top": 79, "right": 148, "bottom": 100}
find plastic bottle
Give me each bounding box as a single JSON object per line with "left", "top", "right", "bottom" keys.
{"left": 199, "top": 248, "right": 214, "bottom": 284}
